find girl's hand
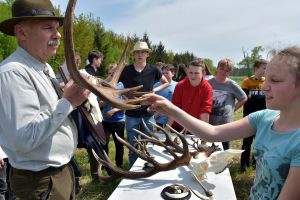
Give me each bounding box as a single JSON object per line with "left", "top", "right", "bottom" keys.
{"left": 142, "top": 93, "right": 174, "bottom": 116}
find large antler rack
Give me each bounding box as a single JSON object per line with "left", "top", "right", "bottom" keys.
{"left": 64, "top": 0, "right": 147, "bottom": 110}
{"left": 92, "top": 122, "right": 220, "bottom": 182}
{"left": 92, "top": 122, "right": 192, "bottom": 181}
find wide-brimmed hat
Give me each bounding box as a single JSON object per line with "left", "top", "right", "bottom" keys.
{"left": 132, "top": 41, "right": 152, "bottom": 53}
{"left": 0, "top": 0, "right": 64, "bottom": 36}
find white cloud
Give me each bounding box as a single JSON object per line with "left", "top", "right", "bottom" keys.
{"left": 53, "top": 0, "right": 300, "bottom": 65}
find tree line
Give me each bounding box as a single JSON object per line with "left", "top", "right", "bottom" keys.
{"left": 0, "top": 0, "right": 264, "bottom": 77}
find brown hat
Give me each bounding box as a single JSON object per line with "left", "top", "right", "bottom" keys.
{"left": 0, "top": 0, "right": 64, "bottom": 36}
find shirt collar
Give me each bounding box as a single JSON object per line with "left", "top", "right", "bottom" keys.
{"left": 16, "top": 47, "right": 47, "bottom": 72}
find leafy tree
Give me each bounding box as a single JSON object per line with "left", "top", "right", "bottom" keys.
{"left": 103, "top": 31, "right": 128, "bottom": 77}
{"left": 148, "top": 41, "right": 168, "bottom": 64}
{"left": 3, "top": 0, "right": 13, "bottom": 6}
{"left": 204, "top": 58, "right": 216, "bottom": 75}
{"left": 73, "top": 14, "right": 95, "bottom": 66}
{"left": 0, "top": 33, "right": 16, "bottom": 61}
{"left": 181, "top": 51, "right": 196, "bottom": 66}
{"left": 172, "top": 51, "right": 196, "bottom": 67}
{"left": 167, "top": 51, "right": 174, "bottom": 64}
{"left": 142, "top": 32, "right": 152, "bottom": 48}
{"left": 92, "top": 18, "right": 108, "bottom": 53}
{"left": 0, "top": 1, "right": 16, "bottom": 61}
{"left": 235, "top": 46, "right": 264, "bottom": 76}
{"left": 131, "top": 33, "right": 140, "bottom": 44}
{"left": 157, "top": 41, "right": 169, "bottom": 63}
{"left": 173, "top": 53, "right": 183, "bottom": 66}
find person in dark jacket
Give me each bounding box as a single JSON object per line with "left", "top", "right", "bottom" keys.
{"left": 119, "top": 41, "right": 170, "bottom": 167}
{"left": 240, "top": 59, "right": 268, "bottom": 172}
{"left": 85, "top": 50, "right": 104, "bottom": 76}
{"left": 83, "top": 50, "right": 105, "bottom": 180}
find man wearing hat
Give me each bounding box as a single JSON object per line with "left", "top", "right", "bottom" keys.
{"left": 0, "top": 0, "right": 89, "bottom": 199}
{"left": 119, "top": 41, "right": 170, "bottom": 167}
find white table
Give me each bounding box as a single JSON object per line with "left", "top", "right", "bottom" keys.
{"left": 108, "top": 140, "right": 237, "bottom": 200}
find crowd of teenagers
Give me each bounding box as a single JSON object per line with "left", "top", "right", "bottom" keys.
{"left": 1, "top": 0, "right": 300, "bottom": 200}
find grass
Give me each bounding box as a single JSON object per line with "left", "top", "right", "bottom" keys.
{"left": 74, "top": 148, "right": 128, "bottom": 200}
{"left": 230, "top": 75, "right": 246, "bottom": 84}
{"left": 75, "top": 76, "right": 255, "bottom": 200}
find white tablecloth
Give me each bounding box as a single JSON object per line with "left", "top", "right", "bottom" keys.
{"left": 108, "top": 141, "right": 237, "bottom": 200}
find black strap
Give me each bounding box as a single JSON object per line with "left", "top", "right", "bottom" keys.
{"left": 58, "top": 67, "right": 107, "bottom": 145}
{"left": 43, "top": 68, "right": 63, "bottom": 98}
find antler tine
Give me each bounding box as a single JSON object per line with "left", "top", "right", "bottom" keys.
{"left": 188, "top": 137, "right": 222, "bottom": 158}
{"left": 132, "top": 128, "right": 156, "bottom": 142}
{"left": 152, "top": 122, "right": 185, "bottom": 153}
{"left": 125, "top": 96, "right": 149, "bottom": 104}
{"left": 92, "top": 149, "right": 130, "bottom": 181}
{"left": 150, "top": 122, "right": 178, "bottom": 148}
{"left": 169, "top": 127, "right": 192, "bottom": 160}
{"left": 64, "top": 0, "right": 77, "bottom": 82}
{"left": 64, "top": 0, "right": 144, "bottom": 110}
{"left": 141, "top": 119, "right": 159, "bottom": 140}
{"left": 122, "top": 127, "right": 191, "bottom": 168}
{"left": 101, "top": 38, "right": 152, "bottom": 105}
{"left": 106, "top": 38, "right": 131, "bottom": 86}
{"left": 166, "top": 124, "right": 186, "bottom": 135}
{"left": 93, "top": 144, "right": 164, "bottom": 180}
{"left": 132, "top": 128, "right": 179, "bottom": 158}
{"left": 99, "top": 131, "right": 154, "bottom": 164}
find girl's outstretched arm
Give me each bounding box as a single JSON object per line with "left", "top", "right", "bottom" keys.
{"left": 143, "top": 93, "right": 255, "bottom": 142}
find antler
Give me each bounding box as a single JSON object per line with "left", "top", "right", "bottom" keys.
{"left": 92, "top": 123, "right": 192, "bottom": 181}
{"left": 190, "top": 138, "right": 222, "bottom": 158}
{"left": 92, "top": 122, "right": 220, "bottom": 181}
{"left": 64, "top": 0, "right": 146, "bottom": 110}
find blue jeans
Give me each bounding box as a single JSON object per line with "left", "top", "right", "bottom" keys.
{"left": 126, "top": 115, "right": 154, "bottom": 167}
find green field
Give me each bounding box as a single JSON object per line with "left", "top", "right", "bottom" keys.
{"left": 231, "top": 76, "right": 245, "bottom": 85}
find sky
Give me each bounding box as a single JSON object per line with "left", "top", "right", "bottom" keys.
{"left": 52, "top": 0, "right": 300, "bottom": 65}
